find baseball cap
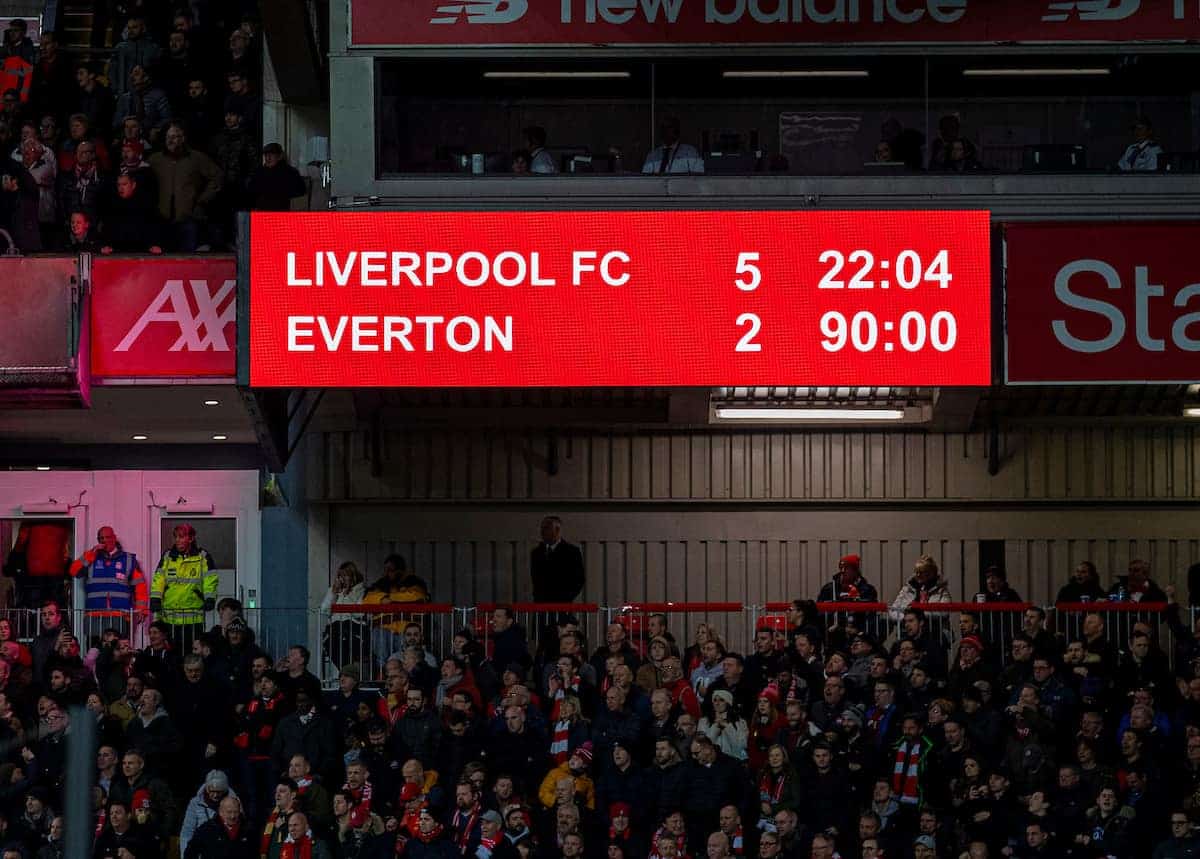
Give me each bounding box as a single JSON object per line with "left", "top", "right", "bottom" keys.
{"left": 481, "top": 810, "right": 503, "bottom": 825}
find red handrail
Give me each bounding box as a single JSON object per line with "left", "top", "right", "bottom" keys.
{"left": 614, "top": 602, "right": 744, "bottom": 613}
{"left": 475, "top": 603, "right": 600, "bottom": 613}
{"left": 331, "top": 603, "right": 454, "bottom": 615}
{"left": 1053, "top": 601, "right": 1167, "bottom": 613}
{"left": 912, "top": 602, "right": 1033, "bottom": 612}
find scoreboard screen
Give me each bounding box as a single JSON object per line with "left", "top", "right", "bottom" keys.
{"left": 248, "top": 210, "right": 991, "bottom": 388}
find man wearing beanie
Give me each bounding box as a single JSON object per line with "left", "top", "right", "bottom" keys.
{"left": 818, "top": 555, "right": 879, "bottom": 604}
{"left": 538, "top": 742, "right": 596, "bottom": 810}
{"left": 180, "top": 769, "right": 237, "bottom": 855}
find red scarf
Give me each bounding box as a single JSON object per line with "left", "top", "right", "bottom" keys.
{"left": 341, "top": 781, "right": 373, "bottom": 828}
{"left": 550, "top": 675, "right": 579, "bottom": 721}
{"left": 758, "top": 770, "right": 788, "bottom": 805}
{"left": 280, "top": 835, "right": 314, "bottom": 859}
{"left": 261, "top": 809, "right": 289, "bottom": 857}
{"left": 891, "top": 740, "right": 924, "bottom": 806}
{"left": 225, "top": 821, "right": 241, "bottom": 841}
{"left": 452, "top": 804, "right": 481, "bottom": 851}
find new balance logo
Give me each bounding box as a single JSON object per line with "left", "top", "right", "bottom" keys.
{"left": 430, "top": 0, "right": 527, "bottom": 24}
{"left": 1042, "top": 0, "right": 1140, "bottom": 22}
{"left": 115, "top": 279, "right": 236, "bottom": 353}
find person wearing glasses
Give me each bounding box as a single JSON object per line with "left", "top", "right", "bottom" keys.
{"left": 1155, "top": 813, "right": 1200, "bottom": 858}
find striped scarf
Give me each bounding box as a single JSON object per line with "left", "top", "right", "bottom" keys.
{"left": 891, "top": 739, "right": 925, "bottom": 805}
{"left": 549, "top": 676, "right": 579, "bottom": 721}
{"left": 550, "top": 719, "right": 571, "bottom": 763}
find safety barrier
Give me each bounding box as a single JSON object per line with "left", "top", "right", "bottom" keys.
{"left": 3, "top": 600, "right": 1187, "bottom": 688}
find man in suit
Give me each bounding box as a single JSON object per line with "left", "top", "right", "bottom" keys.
{"left": 530, "top": 517, "right": 584, "bottom": 604}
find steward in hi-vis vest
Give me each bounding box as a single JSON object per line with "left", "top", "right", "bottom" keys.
{"left": 151, "top": 522, "right": 218, "bottom": 652}
{"left": 69, "top": 526, "right": 148, "bottom": 636}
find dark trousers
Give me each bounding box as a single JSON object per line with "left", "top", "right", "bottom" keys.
{"left": 168, "top": 621, "right": 204, "bottom": 654}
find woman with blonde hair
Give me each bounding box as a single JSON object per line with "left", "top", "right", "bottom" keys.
{"left": 321, "top": 561, "right": 367, "bottom": 668}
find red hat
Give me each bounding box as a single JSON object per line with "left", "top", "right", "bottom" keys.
{"left": 609, "top": 802, "right": 632, "bottom": 818}
{"left": 840, "top": 554, "right": 861, "bottom": 570}
{"left": 573, "top": 741, "right": 594, "bottom": 766}
{"left": 960, "top": 635, "right": 984, "bottom": 652}
{"left": 132, "top": 789, "right": 151, "bottom": 810}
{"left": 399, "top": 783, "right": 422, "bottom": 802}
{"left": 758, "top": 683, "right": 781, "bottom": 705}
{"left": 121, "top": 139, "right": 144, "bottom": 158}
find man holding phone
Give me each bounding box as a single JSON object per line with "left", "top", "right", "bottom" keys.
{"left": 70, "top": 525, "right": 148, "bottom": 641}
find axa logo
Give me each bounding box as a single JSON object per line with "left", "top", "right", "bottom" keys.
{"left": 430, "top": 0, "right": 527, "bottom": 24}
{"left": 1042, "top": 0, "right": 1140, "bottom": 22}
{"left": 115, "top": 279, "right": 236, "bottom": 353}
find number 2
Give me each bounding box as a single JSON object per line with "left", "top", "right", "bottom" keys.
{"left": 734, "top": 252, "right": 761, "bottom": 291}
{"left": 735, "top": 313, "right": 762, "bottom": 352}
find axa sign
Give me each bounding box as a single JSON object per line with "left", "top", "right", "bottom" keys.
{"left": 351, "top": 0, "right": 1200, "bottom": 44}
{"left": 91, "top": 258, "right": 238, "bottom": 382}
{"left": 1006, "top": 223, "right": 1200, "bottom": 384}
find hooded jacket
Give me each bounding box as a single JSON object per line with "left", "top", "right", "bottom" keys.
{"left": 180, "top": 783, "right": 239, "bottom": 854}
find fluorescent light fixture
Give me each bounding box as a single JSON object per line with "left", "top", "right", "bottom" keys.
{"left": 203, "top": 399, "right": 219, "bottom": 406}
{"left": 723, "top": 70, "right": 869, "bottom": 79}
{"left": 35, "top": 466, "right": 50, "bottom": 472}
{"left": 482, "top": 71, "right": 630, "bottom": 79}
{"left": 715, "top": 407, "right": 906, "bottom": 421}
{"left": 131, "top": 434, "right": 148, "bottom": 441}
{"left": 963, "top": 68, "right": 1110, "bottom": 77}
{"left": 212, "top": 434, "right": 228, "bottom": 441}
{"left": 1184, "top": 407, "right": 1200, "bottom": 418}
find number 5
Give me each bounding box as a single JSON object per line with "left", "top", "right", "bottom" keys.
{"left": 735, "top": 252, "right": 761, "bottom": 291}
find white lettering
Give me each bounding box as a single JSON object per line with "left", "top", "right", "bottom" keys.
{"left": 360, "top": 252, "right": 388, "bottom": 287}
{"left": 706, "top": 0, "right": 744, "bottom": 23}
{"left": 749, "top": 0, "right": 787, "bottom": 23}
{"left": 599, "top": 0, "right": 637, "bottom": 24}
{"left": 1134, "top": 266, "right": 1165, "bottom": 352}
{"left": 927, "top": 0, "right": 965, "bottom": 23}
{"left": 415, "top": 316, "right": 445, "bottom": 350}
{"left": 426, "top": 252, "right": 453, "bottom": 285}
{"left": 317, "top": 316, "right": 349, "bottom": 350}
{"left": 601, "top": 251, "right": 631, "bottom": 286}
{"left": 115, "top": 279, "right": 236, "bottom": 353}
{"left": 1051, "top": 260, "right": 1125, "bottom": 353}
{"left": 640, "top": 0, "right": 684, "bottom": 21}
{"left": 531, "top": 252, "right": 556, "bottom": 286}
{"left": 384, "top": 316, "right": 415, "bottom": 351}
{"left": 325, "top": 251, "right": 357, "bottom": 286}
{"left": 485, "top": 316, "right": 513, "bottom": 351}
{"left": 288, "top": 316, "right": 314, "bottom": 351}
{"left": 287, "top": 252, "right": 312, "bottom": 286}
{"left": 392, "top": 252, "right": 421, "bottom": 286}
{"left": 1174, "top": 284, "right": 1200, "bottom": 352}
{"left": 352, "top": 317, "right": 379, "bottom": 351}
{"left": 885, "top": 0, "right": 922, "bottom": 24}
{"left": 493, "top": 252, "right": 528, "bottom": 287}
{"left": 573, "top": 251, "right": 597, "bottom": 285}
{"left": 456, "top": 252, "right": 490, "bottom": 287}
{"left": 446, "top": 316, "right": 481, "bottom": 352}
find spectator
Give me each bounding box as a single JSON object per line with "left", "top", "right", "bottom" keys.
{"left": 272, "top": 687, "right": 340, "bottom": 785}
{"left": 181, "top": 78, "right": 219, "bottom": 151}
{"left": 160, "top": 29, "right": 199, "bottom": 107}
{"left": 123, "top": 688, "right": 183, "bottom": 777}
{"left": 73, "top": 65, "right": 114, "bottom": 137}
{"left": 974, "top": 567, "right": 1021, "bottom": 603}
{"left": 642, "top": 117, "right": 704, "bottom": 175}
{"left": 1108, "top": 558, "right": 1168, "bottom": 603}
{"left": 523, "top": 126, "right": 556, "bottom": 175}
{"left": 530, "top": 517, "right": 585, "bottom": 604}
{"left": 246, "top": 142, "right": 306, "bottom": 211}
{"left": 180, "top": 769, "right": 237, "bottom": 855}
{"left": 222, "top": 71, "right": 261, "bottom": 144}
{"left": 28, "top": 34, "right": 71, "bottom": 123}
{"left": 100, "top": 172, "right": 164, "bottom": 253}
{"left": 0, "top": 156, "right": 39, "bottom": 251}
{"left": 0, "top": 20, "right": 33, "bottom": 105}
{"left": 320, "top": 562, "right": 368, "bottom": 670}
{"left": 1056, "top": 560, "right": 1106, "bottom": 604}
{"left": 1119, "top": 116, "right": 1163, "bottom": 172}
{"left": 889, "top": 556, "right": 952, "bottom": 618}
{"left": 109, "top": 17, "right": 161, "bottom": 98}
{"left": 148, "top": 122, "right": 223, "bottom": 252}
{"left": 364, "top": 554, "right": 429, "bottom": 670}
{"left": 111, "top": 66, "right": 171, "bottom": 145}
{"left": 880, "top": 117, "right": 924, "bottom": 171}
{"left": 93, "top": 798, "right": 154, "bottom": 858}
{"left": 184, "top": 794, "right": 256, "bottom": 858}
{"left": 817, "top": 555, "right": 880, "bottom": 604}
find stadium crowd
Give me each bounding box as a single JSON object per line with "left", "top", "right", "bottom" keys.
{"left": 0, "top": 8, "right": 305, "bottom": 254}
{"left": 3, "top": 516, "right": 1200, "bottom": 859}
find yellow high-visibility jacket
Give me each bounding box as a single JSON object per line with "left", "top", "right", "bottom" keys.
{"left": 151, "top": 547, "right": 218, "bottom": 625}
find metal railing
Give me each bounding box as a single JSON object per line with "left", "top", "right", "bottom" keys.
{"left": 4, "top": 599, "right": 1183, "bottom": 687}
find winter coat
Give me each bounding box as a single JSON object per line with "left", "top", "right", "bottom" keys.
{"left": 112, "top": 85, "right": 172, "bottom": 136}
{"left": 55, "top": 165, "right": 107, "bottom": 222}
{"left": 10, "top": 143, "right": 57, "bottom": 224}
{"left": 209, "top": 128, "right": 258, "bottom": 193}
{"left": 1, "top": 163, "right": 40, "bottom": 251}
{"left": 1084, "top": 805, "right": 1136, "bottom": 857}
{"left": 682, "top": 753, "right": 744, "bottom": 816}
{"left": 124, "top": 709, "right": 184, "bottom": 773}
{"left": 108, "top": 36, "right": 161, "bottom": 95}
{"left": 183, "top": 815, "right": 259, "bottom": 859}
{"left": 180, "top": 783, "right": 240, "bottom": 854}
{"left": 889, "top": 576, "right": 953, "bottom": 618}
{"left": 247, "top": 161, "right": 307, "bottom": 211}
{"left": 395, "top": 708, "right": 442, "bottom": 767}
{"left": 149, "top": 147, "right": 222, "bottom": 223}
{"left": 100, "top": 192, "right": 163, "bottom": 251}
{"left": 272, "top": 709, "right": 341, "bottom": 783}
{"left": 405, "top": 832, "right": 458, "bottom": 859}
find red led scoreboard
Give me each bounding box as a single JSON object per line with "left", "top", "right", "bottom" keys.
{"left": 248, "top": 211, "right": 992, "bottom": 388}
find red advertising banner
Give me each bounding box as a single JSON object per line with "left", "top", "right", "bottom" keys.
{"left": 1005, "top": 223, "right": 1200, "bottom": 384}
{"left": 90, "top": 257, "right": 237, "bottom": 382}
{"left": 351, "top": 0, "right": 1200, "bottom": 46}
{"left": 248, "top": 210, "right": 991, "bottom": 388}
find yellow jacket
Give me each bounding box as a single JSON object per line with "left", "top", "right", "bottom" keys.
{"left": 363, "top": 574, "right": 430, "bottom": 634}
{"left": 151, "top": 547, "right": 218, "bottom": 625}
{"left": 537, "top": 763, "right": 596, "bottom": 810}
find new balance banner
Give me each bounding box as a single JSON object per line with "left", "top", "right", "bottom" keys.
{"left": 90, "top": 257, "right": 237, "bottom": 381}
{"left": 1005, "top": 223, "right": 1200, "bottom": 384}
{"left": 351, "top": 0, "right": 1200, "bottom": 46}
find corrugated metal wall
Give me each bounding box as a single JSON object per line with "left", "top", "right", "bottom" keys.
{"left": 308, "top": 426, "right": 1200, "bottom": 502}
{"left": 306, "top": 427, "right": 1200, "bottom": 625}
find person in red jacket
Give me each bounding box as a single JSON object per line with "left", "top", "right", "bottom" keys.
{"left": 0, "top": 20, "right": 34, "bottom": 105}
{"left": 660, "top": 655, "right": 701, "bottom": 721}
{"left": 234, "top": 671, "right": 289, "bottom": 827}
